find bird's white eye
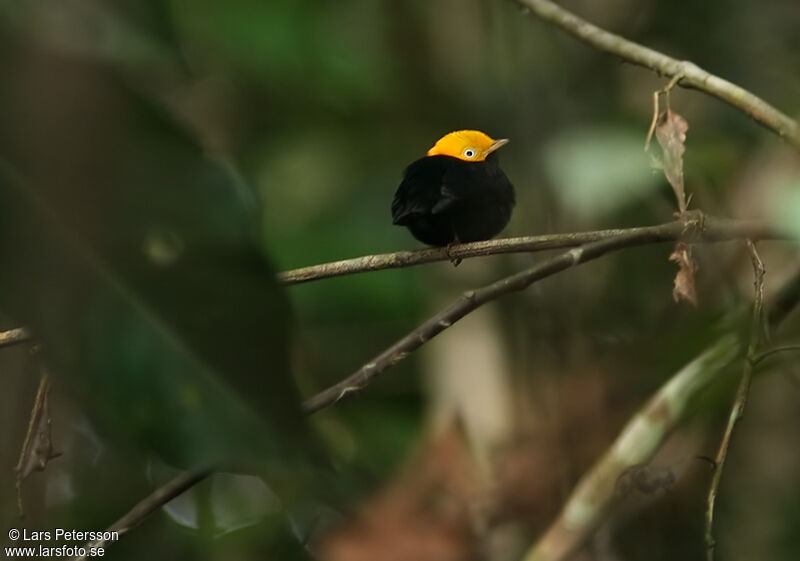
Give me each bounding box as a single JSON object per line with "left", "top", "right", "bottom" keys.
{"left": 463, "top": 148, "right": 476, "bottom": 159}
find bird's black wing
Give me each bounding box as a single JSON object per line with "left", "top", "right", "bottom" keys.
{"left": 391, "top": 156, "right": 450, "bottom": 225}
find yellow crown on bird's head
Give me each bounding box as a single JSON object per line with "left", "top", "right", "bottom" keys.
{"left": 427, "top": 130, "right": 509, "bottom": 162}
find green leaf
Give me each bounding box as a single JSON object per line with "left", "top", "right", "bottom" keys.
{"left": 0, "top": 45, "right": 311, "bottom": 476}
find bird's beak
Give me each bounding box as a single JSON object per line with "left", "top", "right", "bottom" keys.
{"left": 485, "top": 138, "right": 509, "bottom": 155}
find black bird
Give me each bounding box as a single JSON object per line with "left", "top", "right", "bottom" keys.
{"left": 392, "top": 130, "right": 515, "bottom": 247}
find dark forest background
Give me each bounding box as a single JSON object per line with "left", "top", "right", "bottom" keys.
{"left": 1, "top": 1, "right": 799, "bottom": 560}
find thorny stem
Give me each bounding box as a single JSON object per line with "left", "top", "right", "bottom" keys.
{"left": 704, "top": 241, "right": 765, "bottom": 560}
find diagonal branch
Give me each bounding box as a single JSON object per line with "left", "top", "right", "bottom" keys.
{"left": 74, "top": 469, "right": 212, "bottom": 560}
{"left": 301, "top": 212, "right": 787, "bottom": 414}
{"left": 280, "top": 216, "right": 782, "bottom": 285}
{"left": 513, "top": 0, "right": 800, "bottom": 149}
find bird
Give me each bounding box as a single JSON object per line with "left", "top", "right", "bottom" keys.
{"left": 391, "top": 130, "right": 515, "bottom": 253}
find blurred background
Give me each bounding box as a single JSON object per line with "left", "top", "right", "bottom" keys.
{"left": 1, "top": 1, "right": 800, "bottom": 560}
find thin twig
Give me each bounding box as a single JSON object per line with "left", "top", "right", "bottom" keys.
{"left": 522, "top": 263, "right": 796, "bottom": 561}
{"left": 15, "top": 370, "right": 60, "bottom": 517}
{"left": 752, "top": 344, "right": 800, "bottom": 366}
{"left": 513, "top": 0, "right": 800, "bottom": 149}
{"left": 645, "top": 72, "right": 683, "bottom": 152}
{"left": 704, "top": 240, "right": 765, "bottom": 560}
{"left": 301, "top": 212, "right": 782, "bottom": 413}
{"left": 645, "top": 89, "right": 661, "bottom": 153}
{"left": 280, "top": 215, "right": 782, "bottom": 285}
{"left": 74, "top": 469, "right": 212, "bottom": 560}
{"left": 0, "top": 327, "right": 31, "bottom": 348}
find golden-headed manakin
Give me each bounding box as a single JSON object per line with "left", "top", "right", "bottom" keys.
{"left": 392, "top": 130, "right": 515, "bottom": 246}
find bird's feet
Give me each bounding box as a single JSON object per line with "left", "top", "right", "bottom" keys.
{"left": 444, "top": 242, "right": 462, "bottom": 267}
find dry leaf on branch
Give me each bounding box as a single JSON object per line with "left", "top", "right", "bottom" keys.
{"left": 651, "top": 108, "right": 697, "bottom": 304}
{"left": 655, "top": 109, "right": 690, "bottom": 213}
{"left": 669, "top": 242, "right": 698, "bottom": 306}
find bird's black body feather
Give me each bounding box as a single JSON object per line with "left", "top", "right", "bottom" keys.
{"left": 392, "top": 153, "right": 515, "bottom": 246}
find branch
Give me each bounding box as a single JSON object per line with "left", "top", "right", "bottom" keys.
{"left": 75, "top": 469, "right": 212, "bottom": 560}
{"left": 704, "top": 241, "right": 765, "bottom": 560}
{"left": 752, "top": 345, "right": 800, "bottom": 366}
{"left": 15, "top": 370, "right": 60, "bottom": 517}
{"left": 301, "top": 212, "right": 788, "bottom": 414}
{"left": 280, "top": 228, "right": 645, "bottom": 284}
{"left": 0, "top": 327, "right": 31, "bottom": 348}
{"left": 521, "top": 260, "right": 793, "bottom": 561}
{"left": 280, "top": 216, "right": 781, "bottom": 285}
{"left": 513, "top": 0, "right": 800, "bottom": 149}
